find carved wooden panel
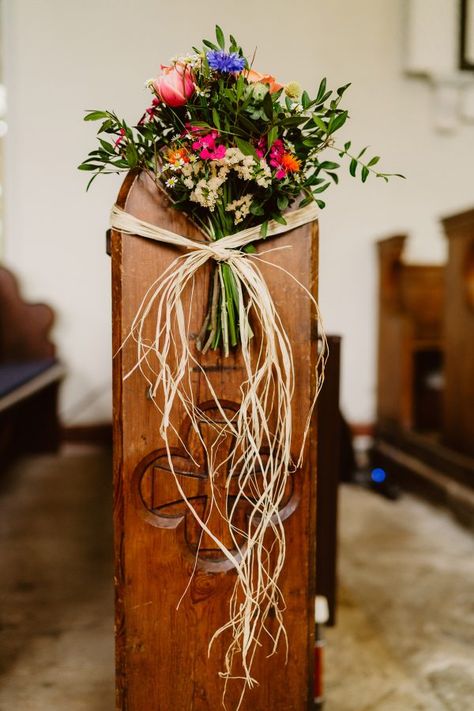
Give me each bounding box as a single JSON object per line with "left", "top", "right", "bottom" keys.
{"left": 132, "top": 399, "right": 298, "bottom": 572}
{"left": 111, "top": 171, "right": 318, "bottom": 710}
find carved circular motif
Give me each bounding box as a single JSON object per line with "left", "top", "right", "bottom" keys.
{"left": 132, "top": 401, "right": 300, "bottom": 572}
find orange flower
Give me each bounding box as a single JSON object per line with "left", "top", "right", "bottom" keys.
{"left": 167, "top": 147, "right": 189, "bottom": 164}
{"left": 281, "top": 152, "right": 301, "bottom": 173}
{"left": 245, "top": 69, "right": 283, "bottom": 94}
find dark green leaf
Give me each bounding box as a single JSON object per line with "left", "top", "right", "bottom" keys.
{"left": 318, "top": 161, "right": 340, "bottom": 170}
{"left": 315, "top": 78, "right": 327, "bottom": 103}
{"left": 277, "top": 195, "right": 289, "bottom": 210}
{"left": 125, "top": 143, "right": 138, "bottom": 167}
{"left": 313, "top": 182, "right": 330, "bottom": 194}
{"left": 267, "top": 125, "right": 278, "bottom": 148}
{"left": 99, "top": 139, "right": 115, "bottom": 154}
{"left": 368, "top": 156, "right": 380, "bottom": 167}
{"left": 328, "top": 110, "right": 348, "bottom": 134}
{"left": 212, "top": 108, "right": 221, "bottom": 130}
{"left": 263, "top": 91, "right": 273, "bottom": 120}
{"left": 235, "top": 137, "right": 258, "bottom": 158}
{"left": 203, "top": 39, "right": 218, "bottom": 50}
{"left": 337, "top": 82, "right": 351, "bottom": 97}
{"left": 250, "top": 203, "right": 264, "bottom": 216}
{"left": 312, "top": 115, "right": 327, "bottom": 133}
{"left": 215, "top": 25, "right": 225, "bottom": 49}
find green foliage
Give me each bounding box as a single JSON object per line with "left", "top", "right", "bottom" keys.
{"left": 79, "top": 27, "right": 404, "bottom": 239}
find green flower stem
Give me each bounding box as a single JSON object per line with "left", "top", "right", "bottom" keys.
{"left": 218, "top": 265, "right": 230, "bottom": 357}
{"left": 221, "top": 263, "right": 238, "bottom": 347}
{"left": 201, "top": 268, "right": 220, "bottom": 354}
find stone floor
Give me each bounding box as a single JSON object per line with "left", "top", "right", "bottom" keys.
{"left": 0, "top": 448, "right": 114, "bottom": 711}
{"left": 326, "top": 486, "right": 474, "bottom": 711}
{"left": 0, "top": 450, "right": 473, "bottom": 710}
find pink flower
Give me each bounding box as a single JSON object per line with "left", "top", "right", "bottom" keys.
{"left": 114, "top": 128, "right": 126, "bottom": 148}
{"left": 192, "top": 131, "right": 227, "bottom": 160}
{"left": 269, "top": 139, "right": 285, "bottom": 168}
{"left": 153, "top": 64, "right": 195, "bottom": 108}
{"left": 202, "top": 144, "right": 227, "bottom": 160}
{"left": 255, "top": 137, "right": 267, "bottom": 158}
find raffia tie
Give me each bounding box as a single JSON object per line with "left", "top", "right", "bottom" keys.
{"left": 110, "top": 201, "right": 326, "bottom": 709}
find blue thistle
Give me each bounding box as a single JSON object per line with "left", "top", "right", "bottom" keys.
{"left": 206, "top": 50, "right": 245, "bottom": 73}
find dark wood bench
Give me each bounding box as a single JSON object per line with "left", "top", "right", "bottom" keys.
{"left": 0, "top": 266, "right": 65, "bottom": 469}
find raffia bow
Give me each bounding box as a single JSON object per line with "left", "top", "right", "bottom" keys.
{"left": 110, "top": 201, "right": 327, "bottom": 708}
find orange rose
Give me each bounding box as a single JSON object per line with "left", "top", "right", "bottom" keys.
{"left": 245, "top": 69, "right": 283, "bottom": 94}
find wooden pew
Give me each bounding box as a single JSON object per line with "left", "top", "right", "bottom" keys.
{"left": 373, "top": 226, "right": 474, "bottom": 527}
{"left": 110, "top": 171, "right": 319, "bottom": 709}
{"left": 376, "top": 235, "right": 444, "bottom": 433}
{"left": 442, "top": 208, "right": 474, "bottom": 457}
{"left": 316, "top": 335, "right": 342, "bottom": 627}
{"left": 0, "top": 266, "right": 65, "bottom": 469}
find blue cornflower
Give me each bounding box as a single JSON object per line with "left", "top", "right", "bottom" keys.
{"left": 206, "top": 50, "right": 245, "bottom": 73}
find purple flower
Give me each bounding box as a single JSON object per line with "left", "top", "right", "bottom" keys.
{"left": 206, "top": 50, "right": 245, "bottom": 73}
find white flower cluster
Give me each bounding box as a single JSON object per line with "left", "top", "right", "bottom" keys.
{"left": 171, "top": 54, "right": 202, "bottom": 69}
{"left": 217, "top": 148, "right": 270, "bottom": 187}
{"left": 255, "top": 160, "right": 272, "bottom": 187}
{"left": 190, "top": 175, "right": 226, "bottom": 211}
{"left": 223, "top": 147, "right": 255, "bottom": 180}
{"left": 226, "top": 194, "right": 253, "bottom": 224}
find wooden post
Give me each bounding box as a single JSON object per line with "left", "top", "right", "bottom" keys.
{"left": 111, "top": 171, "right": 319, "bottom": 710}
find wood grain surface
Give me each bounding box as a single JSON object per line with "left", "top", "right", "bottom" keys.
{"left": 111, "top": 171, "right": 319, "bottom": 710}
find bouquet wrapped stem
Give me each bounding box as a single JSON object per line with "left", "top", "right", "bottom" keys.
{"left": 197, "top": 261, "right": 247, "bottom": 356}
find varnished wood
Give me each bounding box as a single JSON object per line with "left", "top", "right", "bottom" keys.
{"left": 111, "top": 171, "right": 319, "bottom": 710}
{"left": 442, "top": 208, "right": 474, "bottom": 456}
{"left": 0, "top": 267, "right": 55, "bottom": 361}
{"left": 376, "top": 236, "right": 444, "bottom": 432}
{"left": 373, "top": 215, "right": 474, "bottom": 525}
{"left": 316, "top": 335, "right": 341, "bottom": 627}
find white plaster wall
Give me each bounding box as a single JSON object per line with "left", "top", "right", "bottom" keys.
{"left": 2, "top": 0, "right": 474, "bottom": 424}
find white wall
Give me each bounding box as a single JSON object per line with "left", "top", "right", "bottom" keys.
{"left": 2, "top": 0, "right": 474, "bottom": 424}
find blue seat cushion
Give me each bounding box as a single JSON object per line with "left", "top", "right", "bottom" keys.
{"left": 0, "top": 358, "right": 57, "bottom": 398}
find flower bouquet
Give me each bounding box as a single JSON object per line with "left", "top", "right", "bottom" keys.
{"left": 80, "top": 25, "right": 400, "bottom": 357}
{"left": 80, "top": 26, "right": 401, "bottom": 704}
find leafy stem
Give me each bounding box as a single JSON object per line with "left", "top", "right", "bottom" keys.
{"left": 332, "top": 142, "right": 405, "bottom": 183}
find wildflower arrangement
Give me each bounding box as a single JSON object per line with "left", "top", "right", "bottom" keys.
{"left": 79, "top": 26, "right": 401, "bottom": 355}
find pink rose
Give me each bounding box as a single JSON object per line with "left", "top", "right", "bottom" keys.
{"left": 153, "top": 64, "right": 195, "bottom": 108}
